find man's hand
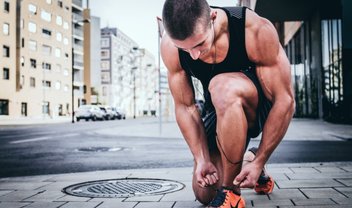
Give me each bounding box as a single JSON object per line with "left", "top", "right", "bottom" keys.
{"left": 195, "top": 161, "right": 219, "bottom": 188}
{"left": 233, "top": 161, "right": 262, "bottom": 188}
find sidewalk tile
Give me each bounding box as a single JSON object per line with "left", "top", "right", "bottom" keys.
{"left": 335, "top": 187, "right": 352, "bottom": 197}
{"left": 23, "top": 190, "right": 65, "bottom": 202}
{"left": 21, "top": 202, "right": 65, "bottom": 208}
{"left": 56, "top": 194, "right": 90, "bottom": 202}
{"left": 268, "top": 189, "right": 307, "bottom": 199}
{"left": 300, "top": 188, "right": 347, "bottom": 199}
{"left": 0, "top": 190, "right": 42, "bottom": 202}
{"left": 336, "top": 178, "right": 352, "bottom": 186}
{"left": 292, "top": 198, "right": 337, "bottom": 206}
{"left": 286, "top": 172, "right": 352, "bottom": 180}
{"left": 59, "top": 201, "right": 102, "bottom": 208}
{"left": 160, "top": 182, "right": 196, "bottom": 201}
{"left": 0, "top": 202, "right": 31, "bottom": 208}
{"left": 0, "top": 182, "right": 52, "bottom": 190}
{"left": 332, "top": 198, "right": 352, "bottom": 205}
{"left": 95, "top": 201, "right": 137, "bottom": 208}
{"left": 173, "top": 201, "right": 204, "bottom": 208}
{"left": 0, "top": 190, "right": 13, "bottom": 197}
{"left": 123, "top": 194, "right": 163, "bottom": 202}
{"left": 252, "top": 199, "right": 293, "bottom": 207}
{"left": 134, "top": 201, "right": 175, "bottom": 208}
{"left": 315, "top": 167, "right": 348, "bottom": 173}
{"left": 290, "top": 167, "right": 320, "bottom": 173}
{"left": 276, "top": 179, "right": 342, "bottom": 188}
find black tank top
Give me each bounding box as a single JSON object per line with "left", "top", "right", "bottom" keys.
{"left": 178, "top": 7, "right": 255, "bottom": 108}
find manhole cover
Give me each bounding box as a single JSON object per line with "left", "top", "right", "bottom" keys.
{"left": 62, "top": 178, "right": 185, "bottom": 198}
{"left": 75, "top": 147, "right": 124, "bottom": 152}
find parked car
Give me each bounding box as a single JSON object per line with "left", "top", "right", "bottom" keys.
{"left": 112, "top": 107, "right": 126, "bottom": 120}
{"left": 75, "top": 105, "right": 104, "bottom": 122}
{"left": 98, "top": 105, "right": 115, "bottom": 120}
{"left": 195, "top": 99, "right": 206, "bottom": 118}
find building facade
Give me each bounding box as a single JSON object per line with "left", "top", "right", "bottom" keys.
{"left": 1, "top": 0, "right": 74, "bottom": 118}
{"left": 240, "top": 0, "right": 352, "bottom": 123}
{"left": 100, "top": 27, "right": 158, "bottom": 118}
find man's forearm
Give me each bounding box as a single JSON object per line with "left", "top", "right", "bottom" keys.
{"left": 254, "top": 99, "right": 295, "bottom": 167}
{"left": 175, "top": 104, "right": 211, "bottom": 163}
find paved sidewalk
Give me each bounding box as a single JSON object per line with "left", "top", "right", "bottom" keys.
{"left": 0, "top": 162, "right": 352, "bottom": 208}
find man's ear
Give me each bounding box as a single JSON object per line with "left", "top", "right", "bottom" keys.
{"left": 210, "top": 9, "right": 217, "bottom": 21}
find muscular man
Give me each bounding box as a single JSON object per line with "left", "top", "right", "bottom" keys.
{"left": 161, "top": 0, "right": 295, "bottom": 207}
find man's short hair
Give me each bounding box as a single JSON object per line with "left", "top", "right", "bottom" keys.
{"left": 162, "top": 0, "right": 211, "bottom": 40}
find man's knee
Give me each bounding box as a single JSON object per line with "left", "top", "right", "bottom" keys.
{"left": 208, "top": 75, "right": 243, "bottom": 115}
{"left": 192, "top": 183, "right": 215, "bottom": 205}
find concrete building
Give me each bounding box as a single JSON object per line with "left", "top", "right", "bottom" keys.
{"left": 72, "top": 0, "right": 85, "bottom": 109}
{"left": 87, "top": 15, "right": 101, "bottom": 105}
{"left": 1, "top": 0, "right": 73, "bottom": 118}
{"left": 99, "top": 27, "right": 158, "bottom": 118}
{"left": 239, "top": 0, "right": 352, "bottom": 123}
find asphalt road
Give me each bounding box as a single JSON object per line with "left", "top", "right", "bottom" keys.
{"left": 1, "top": 120, "right": 352, "bottom": 177}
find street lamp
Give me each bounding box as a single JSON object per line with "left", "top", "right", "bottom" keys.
{"left": 72, "top": 18, "right": 90, "bottom": 123}
{"left": 130, "top": 47, "right": 145, "bottom": 119}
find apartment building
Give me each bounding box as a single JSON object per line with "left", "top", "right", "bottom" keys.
{"left": 0, "top": 0, "right": 73, "bottom": 118}
{"left": 0, "top": 0, "right": 16, "bottom": 116}
{"left": 100, "top": 27, "right": 158, "bottom": 118}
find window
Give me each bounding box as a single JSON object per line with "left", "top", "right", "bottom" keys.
{"left": 42, "top": 62, "right": 51, "bottom": 70}
{"left": 28, "top": 22, "right": 36, "bottom": 33}
{"left": 42, "top": 80, "right": 51, "bottom": 88}
{"left": 20, "top": 56, "right": 24, "bottom": 67}
{"left": 101, "top": 50, "right": 110, "bottom": 58}
{"left": 3, "top": 68, "right": 9, "bottom": 80}
{"left": 56, "top": 15, "right": 62, "bottom": 25}
{"left": 30, "top": 58, "right": 36, "bottom": 68}
{"left": 28, "top": 3, "right": 36, "bottom": 14}
{"left": 4, "top": 1, "right": 9, "bottom": 13}
{"left": 101, "top": 61, "right": 110, "bottom": 70}
{"left": 46, "top": 0, "right": 52, "bottom": 4}
{"left": 56, "top": 32, "right": 62, "bottom": 42}
{"left": 30, "top": 77, "right": 35, "bottom": 87}
{"left": 21, "top": 38, "right": 24, "bottom": 48}
{"left": 3, "top": 23, "right": 9, "bottom": 35}
{"left": 42, "top": 28, "right": 51, "bottom": 37}
{"left": 28, "top": 40, "right": 37, "bottom": 51}
{"left": 21, "top": 103, "right": 27, "bottom": 116}
{"left": 55, "top": 81, "right": 61, "bottom": 90}
{"left": 42, "top": 101, "right": 49, "bottom": 115}
{"left": 42, "top": 45, "right": 51, "bottom": 55}
{"left": 64, "top": 84, "right": 69, "bottom": 92}
{"left": 63, "top": 68, "right": 69, "bottom": 76}
{"left": 55, "top": 48, "right": 61, "bottom": 58}
{"left": 63, "top": 37, "right": 69, "bottom": 45}
{"left": 41, "top": 10, "right": 51, "bottom": 22}
{"left": 0, "top": 99, "right": 9, "bottom": 115}
{"left": 57, "top": 0, "right": 63, "bottom": 7}
{"left": 101, "top": 38, "right": 109, "bottom": 47}
{"left": 63, "top": 21, "right": 69, "bottom": 30}
{"left": 3, "top": 45, "right": 9, "bottom": 57}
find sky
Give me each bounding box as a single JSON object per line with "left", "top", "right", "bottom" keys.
{"left": 88, "top": 0, "right": 238, "bottom": 63}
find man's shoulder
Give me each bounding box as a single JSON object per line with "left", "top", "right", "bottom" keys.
{"left": 160, "top": 35, "right": 183, "bottom": 73}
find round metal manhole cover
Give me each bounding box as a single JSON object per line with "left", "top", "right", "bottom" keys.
{"left": 62, "top": 178, "right": 185, "bottom": 198}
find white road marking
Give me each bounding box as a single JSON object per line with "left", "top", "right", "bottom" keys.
{"left": 10, "top": 133, "right": 79, "bottom": 144}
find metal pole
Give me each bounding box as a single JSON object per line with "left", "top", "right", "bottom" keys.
{"left": 158, "top": 25, "right": 162, "bottom": 135}
{"left": 72, "top": 47, "right": 75, "bottom": 123}
{"left": 133, "top": 69, "right": 136, "bottom": 119}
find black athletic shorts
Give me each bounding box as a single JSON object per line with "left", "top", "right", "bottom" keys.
{"left": 202, "top": 68, "right": 272, "bottom": 151}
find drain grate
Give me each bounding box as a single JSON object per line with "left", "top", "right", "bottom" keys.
{"left": 62, "top": 178, "right": 185, "bottom": 198}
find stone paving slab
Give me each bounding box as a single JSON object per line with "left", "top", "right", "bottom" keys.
{"left": 0, "top": 162, "right": 351, "bottom": 207}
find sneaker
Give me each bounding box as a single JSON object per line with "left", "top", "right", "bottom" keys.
{"left": 208, "top": 187, "right": 245, "bottom": 208}
{"left": 254, "top": 174, "right": 274, "bottom": 194}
